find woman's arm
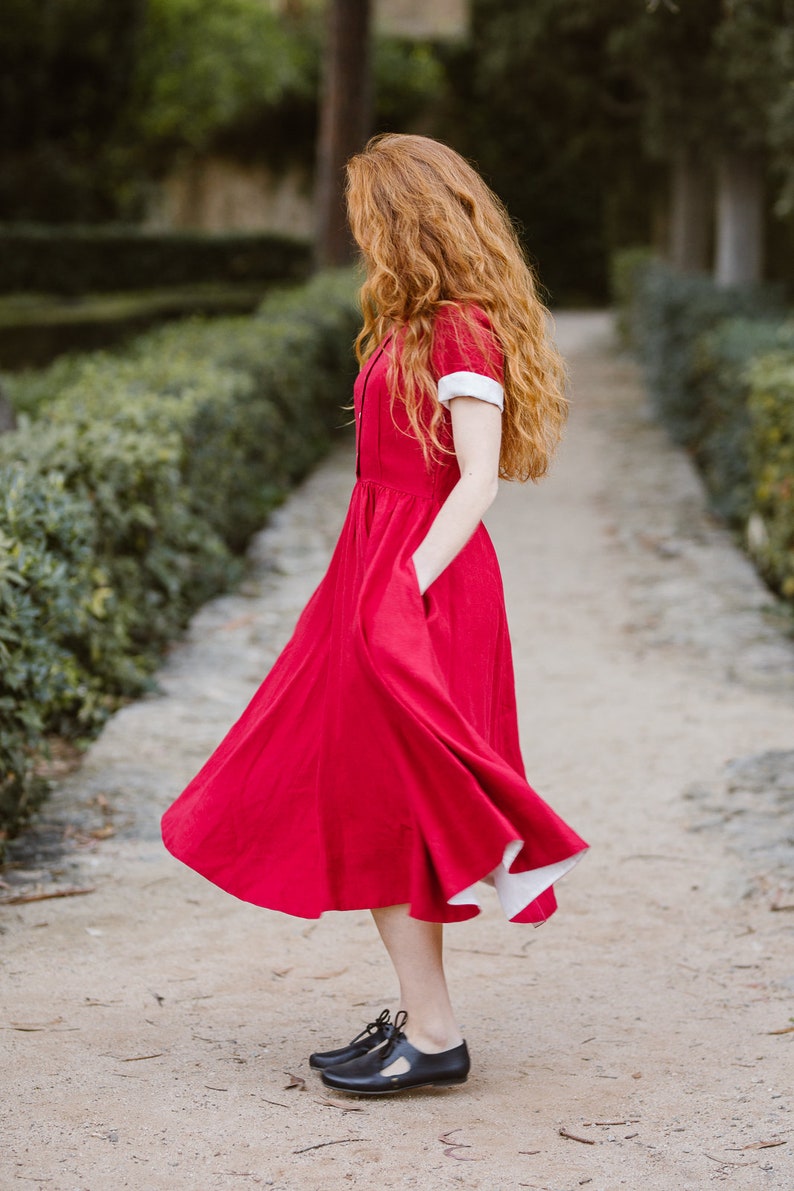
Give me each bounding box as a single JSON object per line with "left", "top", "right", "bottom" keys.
{"left": 411, "top": 396, "right": 502, "bottom": 595}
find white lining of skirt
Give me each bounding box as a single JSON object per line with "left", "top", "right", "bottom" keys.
{"left": 448, "top": 839, "right": 586, "bottom": 921}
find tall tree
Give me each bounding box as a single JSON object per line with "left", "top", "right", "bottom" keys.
{"left": 315, "top": 0, "right": 372, "bottom": 267}
{"left": 611, "top": 0, "right": 723, "bottom": 274}
{"left": 442, "top": 0, "right": 656, "bottom": 303}
{"left": 615, "top": 0, "right": 792, "bottom": 284}
{"left": 0, "top": 0, "right": 145, "bottom": 220}
{"left": 710, "top": 0, "right": 790, "bottom": 286}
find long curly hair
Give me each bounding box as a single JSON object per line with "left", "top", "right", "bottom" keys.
{"left": 345, "top": 133, "right": 568, "bottom": 482}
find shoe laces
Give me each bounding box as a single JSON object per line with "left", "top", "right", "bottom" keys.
{"left": 349, "top": 1008, "right": 391, "bottom": 1046}
{"left": 378, "top": 1009, "right": 408, "bottom": 1060}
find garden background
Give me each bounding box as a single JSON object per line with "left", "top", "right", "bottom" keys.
{"left": 1, "top": 0, "right": 793, "bottom": 874}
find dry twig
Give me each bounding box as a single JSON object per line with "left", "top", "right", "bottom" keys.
{"left": 294, "top": 1138, "right": 363, "bottom": 1155}
{"left": 0, "top": 885, "right": 95, "bottom": 905}
{"left": 559, "top": 1128, "right": 595, "bottom": 1145}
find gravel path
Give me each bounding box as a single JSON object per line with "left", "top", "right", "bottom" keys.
{"left": 2, "top": 312, "right": 793, "bottom": 1191}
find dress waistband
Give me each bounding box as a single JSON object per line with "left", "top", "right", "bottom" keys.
{"left": 354, "top": 477, "right": 439, "bottom": 502}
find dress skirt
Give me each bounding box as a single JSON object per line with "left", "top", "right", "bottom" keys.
{"left": 161, "top": 305, "right": 588, "bottom": 923}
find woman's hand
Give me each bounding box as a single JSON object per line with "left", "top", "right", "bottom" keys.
{"left": 411, "top": 396, "right": 502, "bottom": 595}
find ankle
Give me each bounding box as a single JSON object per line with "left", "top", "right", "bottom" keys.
{"left": 402, "top": 1018, "right": 463, "bottom": 1054}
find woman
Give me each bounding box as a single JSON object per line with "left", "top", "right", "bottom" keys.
{"left": 161, "top": 133, "right": 587, "bottom": 1096}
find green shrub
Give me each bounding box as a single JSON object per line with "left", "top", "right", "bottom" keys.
{"left": 691, "top": 318, "right": 794, "bottom": 525}
{"left": 0, "top": 268, "right": 359, "bottom": 842}
{"left": 612, "top": 250, "right": 794, "bottom": 609}
{"left": 629, "top": 260, "right": 785, "bottom": 445}
{"left": 0, "top": 225, "right": 311, "bottom": 296}
{"left": 609, "top": 246, "right": 656, "bottom": 347}
{"left": 747, "top": 351, "right": 794, "bottom": 599}
{"left": 0, "top": 467, "right": 103, "bottom": 829}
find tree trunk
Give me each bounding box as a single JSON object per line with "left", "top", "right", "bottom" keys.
{"left": 315, "top": 0, "right": 372, "bottom": 268}
{"left": 668, "top": 146, "right": 711, "bottom": 273}
{"left": 714, "top": 150, "right": 765, "bottom": 287}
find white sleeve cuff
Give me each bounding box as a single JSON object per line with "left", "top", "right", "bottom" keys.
{"left": 437, "top": 371, "right": 504, "bottom": 412}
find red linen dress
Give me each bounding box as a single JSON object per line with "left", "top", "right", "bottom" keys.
{"left": 161, "top": 304, "right": 587, "bottom": 923}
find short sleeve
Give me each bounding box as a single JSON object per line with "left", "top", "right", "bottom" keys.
{"left": 431, "top": 304, "right": 505, "bottom": 413}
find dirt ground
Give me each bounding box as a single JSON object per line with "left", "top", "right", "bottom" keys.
{"left": 2, "top": 312, "right": 793, "bottom": 1191}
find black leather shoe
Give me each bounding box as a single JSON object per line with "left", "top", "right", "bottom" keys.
{"left": 309, "top": 1009, "right": 394, "bottom": 1070}
{"left": 320, "top": 1018, "right": 470, "bottom": 1095}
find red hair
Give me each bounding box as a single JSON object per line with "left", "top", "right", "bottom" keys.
{"left": 345, "top": 133, "right": 568, "bottom": 481}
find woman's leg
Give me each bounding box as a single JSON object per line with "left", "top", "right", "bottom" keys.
{"left": 371, "top": 904, "right": 463, "bottom": 1055}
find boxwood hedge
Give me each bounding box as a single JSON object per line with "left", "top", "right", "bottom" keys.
{"left": 0, "top": 225, "right": 311, "bottom": 296}
{"left": 612, "top": 248, "right": 794, "bottom": 608}
{"left": 692, "top": 318, "right": 794, "bottom": 526}
{"left": 747, "top": 352, "right": 794, "bottom": 599}
{"left": 620, "top": 256, "right": 785, "bottom": 445}
{"left": 0, "top": 269, "right": 359, "bottom": 841}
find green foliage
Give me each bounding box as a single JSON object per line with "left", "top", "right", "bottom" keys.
{"left": 768, "top": 18, "right": 794, "bottom": 216}
{"left": 609, "top": 0, "right": 723, "bottom": 159}
{"left": 0, "top": 0, "right": 145, "bottom": 221}
{"left": 609, "top": 246, "right": 655, "bottom": 346}
{"left": 0, "top": 467, "right": 103, "bottom": 829}
{"left": 0, "top": 0, "right": 450, "bottom": 223}
{"left": 0, "top": 225, "right": 310, "bottom": 296}
{"left": 747, "top": 351, "right": 794, "bottom": 598}
{"left": 130, "top": 0, "right": 315, "bottom": 157}
{"left": 611, "top": 0, "right": 791, "bottom": 160}
{"left": 692, "top": 318, "right": 794, "bottom": 524}
{"left": 621, "top": 257, "right": 784, "bottom": 444}
{"left": 711, "top": 0, "right": 792, "bottom": 156}
{"left": 613, "top": 247, "right": 794, "bottom": 606}
{"left": 442, "top": 0, "right": 660, "bottom": 304}
{"left": 374, "top": 39, "right": 446, "bottom": 129}
{"left": 0, "top": 269, "right": 359, "bottom": 841}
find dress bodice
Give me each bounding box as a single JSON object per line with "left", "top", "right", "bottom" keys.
{"left": 353, "top": 344, "right": 458, "bottom": 501}
{"left": 352, "top": 304, "right": 505, "bottom": 503}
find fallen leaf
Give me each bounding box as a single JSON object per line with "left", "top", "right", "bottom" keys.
{"left": 89, "top": 826, "right": 115, "bottom": 840}
{"left": 742, "top": 1139, "right": 787, "bottom": 1150}
{"left": 315, "top": 1097, "right": 365, "bottom": 1112}
{"left": 284, "top": 1071, "right": 306, "bottom": 1091}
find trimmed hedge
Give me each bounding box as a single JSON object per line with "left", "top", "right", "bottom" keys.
{"left": 747, "top": 353, "right": 794, "bottom": 599}
{"left": 0, "top": 284, "right": 293, "bottom": 371}
{"left": 612, "top": 248, "right": 794, "bottom": 606}
{"left": 609, "top": 245, "right": 655, "bottom": 348}
{"left": 691, "top": 318, "right": 794, "bottom": 526}
{"left": 622, "top": 256, "right": 785, "bottom": 445}
{"left": 0, "top": 225, "right": 311, "bottom": 296}
{"left": 0, "top": 269, "right": 358, "bottom": 841}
